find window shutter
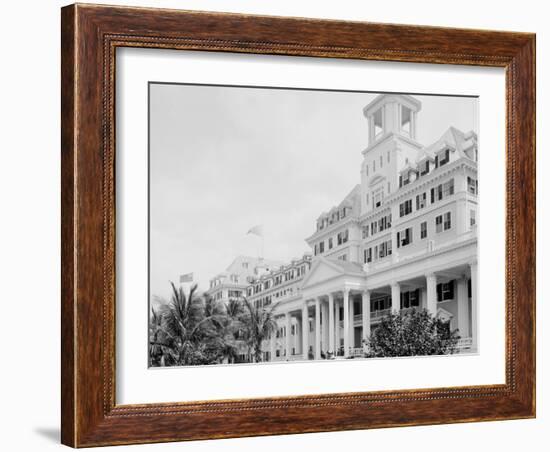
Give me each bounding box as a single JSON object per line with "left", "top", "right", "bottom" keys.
{"left": 449, "top": 280, "right": 455, "bottom": 299}
{"left": 431, "top": 188, "right": 435, "bottom": 203}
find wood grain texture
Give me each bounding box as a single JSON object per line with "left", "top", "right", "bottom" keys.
{"left": 60, "top": 3, "right": 536, "bottom": 447}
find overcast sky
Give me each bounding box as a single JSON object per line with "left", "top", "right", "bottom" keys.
{"left": 149, "top": 83, "right": 477, "bottom": 300}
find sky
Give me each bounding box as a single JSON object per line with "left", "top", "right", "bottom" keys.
{"left": 149, "top": 84, "right": 477, "bottom": 301}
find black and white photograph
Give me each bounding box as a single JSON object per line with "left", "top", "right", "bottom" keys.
{"left": 147, "top": 83, "right": 479, "bottom": 367}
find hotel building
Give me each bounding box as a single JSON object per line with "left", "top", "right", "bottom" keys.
{"left": 207, "top": 255, "right": 285, "bottom": 303}
{"left": 243, "top": 93, "right": 478, "bottom": 361}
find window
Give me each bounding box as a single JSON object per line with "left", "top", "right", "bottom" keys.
{"left": 435, "top": 149, "right": 450, "bottom": 167}
{"left": 380, "top": 155, "right": 383, "bottom": 168}
{"left": 431, "top": 178, "right": 454, "bottom": 203}
{"left": 242, "top": 262, "right": 249, "bottom": 269}
{"left": 373, "top": 159, "right": 376, "bottom": 172}
{"left": 397, "top": 227, "right": 412, "bottom": 248}
{"left": 319, "top": 241, "right": 325, "bottom": 253}
{"left": 416, "top": 192, "right": 427, "bottom": 210}
{"left": 314, "top": 243, "right": 318, "bottom": 255}
{"left": 378, "top": 240, "right": 392, "bottom": 259}
{"left": 362, "top": 225, "right": 369, "bottom": 239}
{"left": 468, "top": 176, "right": 478, "bottom": 195}
{"left": 337, "top": 229, "right": 349, "bottom": 245}
{"left": 371, "top": 221, "right": 378, "bottom": 235}
{"left": 400, "top": 289, "right": 420, "bottom": 309}
{"left": 470, "top": 209, "right": 476, "bottom": 227}
{"left": 339, "top": 254, "right": 347, "bottom": 261}
{"left": 399, "top": 199, "right": 413, "bottom": 217}
{"left": 364, "top": 247, "right": 372, "bottom": 263}
{"left": 436, "top": 212, "right": 452, "bottom": 233}
{"left": 373, "top": 189, "right": 384, "bottom": 208}
{"left": 401, "top": 105, "right": 412, "bottom": 135}
{"left": 328, "top": 237, "right": 333, "bottom": 249}
{"left": 420, "top": 160, "right": 430, "bottom": 176}
{"left": 373, "top": 107, "right": 383, "bottom": 137}
{"left": 378, "top": 214, "right": 392, "bottom": 232}
{"left": 420, "top": 221, "right": 427, "bottom": 239}
{"left": 437, "top": 280, "right": 455, "bottom": 301}
{"left": 444, "top": 212, "right": 452, "bottom": 230}
{"left": 399, "top": 173, "right": 411, "bottom": 188}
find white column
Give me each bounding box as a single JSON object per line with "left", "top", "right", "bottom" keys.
{"left": 362, "top": 290, "right": 371, "bottom": 341}
{"left": 426, "top": 273, "right": 438, "bottom": 316}
{"left": 270, "top": 328, "right": 276, "bottom": 362}
{"left": 391, "top": 282, "right": 401, "bottom": 313}
{"left": 343, "top": 289, "right": 350, "bottom": 357}
{"left": 285, "top": 312, "right": 291, "bottom": 359}
{"left": 315, "top": 298, "right": 321, "bottom": 359}
{"left": 302, "top": 304, "right": 309, "bottom": 359}
{"left": 457, "top": 276, "right": 470, "bottom": 338}
{"left": 349, "top": 294, "right": 355, "bottom": 349}
{"left": 335, "top": 300, "right": 341, "bottom": 352}
{"left": 328, "top": 293, "right": 335, "bottom": 353}
{"left": 470, "top": 261, "right": 478, "bottom": 350}
{"left": 322, "top": 299, "right": 329, "bottom": 353}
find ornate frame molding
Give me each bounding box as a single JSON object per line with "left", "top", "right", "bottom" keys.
{"left": 61, "top": 4, "right": 535, "bottom": 447}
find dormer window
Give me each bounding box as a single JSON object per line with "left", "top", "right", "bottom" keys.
{"left": 420, "top": 160, "right": 430, "bottom": 176}
{"left": 373, "top": 107, "right": 383, "bottom": 137}
{"left": 401, "top": 105, "right": 412, "bottom": 136}
{"left": 435, "top": 149, "right": 450, "bottom": 168}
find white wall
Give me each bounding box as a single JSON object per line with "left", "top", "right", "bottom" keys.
{"left": 0, "top": 0, "right": 546, "bottom": 451}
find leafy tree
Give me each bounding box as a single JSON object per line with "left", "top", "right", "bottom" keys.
{"left": 366, "top": 308, "right": 460, "bottom": 358}
{"left": 239, "top": 298, "right": 278, "bottom": 363}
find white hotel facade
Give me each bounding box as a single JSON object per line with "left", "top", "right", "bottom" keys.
{"left": 209, "top": 93, "right": 479, "bottom": 361}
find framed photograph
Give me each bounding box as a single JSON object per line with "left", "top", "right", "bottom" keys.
{"left": 61, "top": 4, "right": 536, "bottom": 447}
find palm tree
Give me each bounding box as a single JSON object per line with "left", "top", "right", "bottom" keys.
{"left": 152, "top": 282, "right": 218, "bottom": 366}
{"left": 239, "top": 298, "right": 278, "bottom": 363}
{"left": 219, "top": 297, "right": 245, "bottom": 363}
{"left": 148, "top": 307, "right": 165, "bottom": 366}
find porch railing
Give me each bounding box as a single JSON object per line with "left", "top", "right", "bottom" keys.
{"left": 456, "top": 337, "right": 473, "bottom": 350}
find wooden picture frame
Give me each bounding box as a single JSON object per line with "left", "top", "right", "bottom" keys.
{"left": 61, "top": 3, "right": 536, "bottom": 447}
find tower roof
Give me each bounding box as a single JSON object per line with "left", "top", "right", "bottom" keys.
{"left": 363, "top": 93, "right": 422, "bottom": 118}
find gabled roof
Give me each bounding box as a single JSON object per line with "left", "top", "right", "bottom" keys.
{"left": 317, "top": 184, "right": 361, "bottom": 221}
{"left": 327, "top": 258, "right": 365, "bottom": 274}
{"left": 301, "top": 257, "right": 365, "bottom": 290}
{"left": 423, "top": 127, "right": 477, "bottom": 161}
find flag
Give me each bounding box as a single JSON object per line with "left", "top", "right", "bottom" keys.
{"left": 179, "top": 273, "right": 193, "bottom": 283}
{"left": 247, "top": 224, "right": 264, "bottom": 237}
